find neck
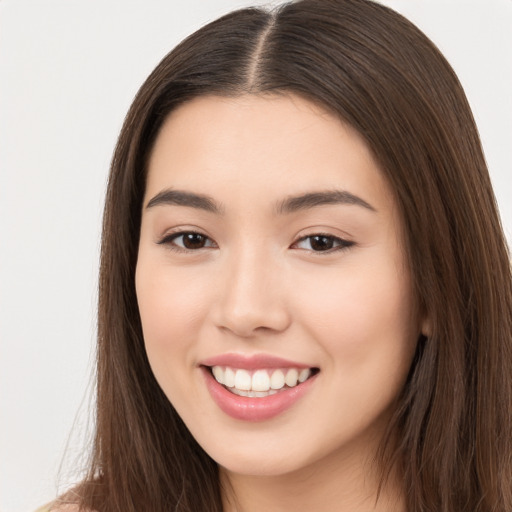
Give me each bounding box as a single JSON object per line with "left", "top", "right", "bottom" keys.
{"left": 220, "top": 443, "right": 405, "bottom": 512}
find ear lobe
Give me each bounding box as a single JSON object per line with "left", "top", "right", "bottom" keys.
{"left": 421, "top": 316, "right": 432, "bottom": 338}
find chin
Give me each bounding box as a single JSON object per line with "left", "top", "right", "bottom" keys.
{"left": 217, "top": 451, "right": 312, "bottom": 478}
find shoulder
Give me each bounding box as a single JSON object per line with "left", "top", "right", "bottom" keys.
{"left": 36, "top": 482, "right": 98, "bottom": 512}
{"left": 35, "top": 504, "right": 84, "bottom": 512}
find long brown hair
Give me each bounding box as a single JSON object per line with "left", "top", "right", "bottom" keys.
{"left": 62, "top": 1, "right": 512, "bottom": 510}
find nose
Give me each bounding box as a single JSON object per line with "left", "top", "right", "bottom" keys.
{"left": 212, "top": 248, "right": 291, "bottom": 338}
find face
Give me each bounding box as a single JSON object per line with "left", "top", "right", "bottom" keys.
{"left": 136, "top": 94, "right": 422, "bottom": 478}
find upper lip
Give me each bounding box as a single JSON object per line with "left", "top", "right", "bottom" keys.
{"left": 200, "top": 353, "right": 315, "bottom": 370}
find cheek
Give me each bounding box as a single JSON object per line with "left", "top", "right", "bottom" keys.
{"left": 293, "top": 257, "right": 416, "bottom": 366}
{"left": 135, "top": 259, "right": 219, "bottom": 418}
{"left": 135, "top": 259, "right": 212, "bottom": 367}
{"left": 298, "top": 262, "right": 417, "bottom": 429}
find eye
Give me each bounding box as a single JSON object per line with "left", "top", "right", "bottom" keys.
{"left": 158, "top": 231, "right": 216, "bottom": 251}
{"left": 293, "top": 234, "right": 354, "bottom": 252}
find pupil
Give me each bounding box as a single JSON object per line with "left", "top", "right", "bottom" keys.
{"left": 311, "top": 235, "right": 333, "bottom": 251}
{"left": 183, "top": 233, "right": 205, "bottom": 249}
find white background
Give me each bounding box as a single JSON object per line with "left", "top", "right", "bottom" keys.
{"left": 1, "top": 1, "right": 510, "bottom": 511}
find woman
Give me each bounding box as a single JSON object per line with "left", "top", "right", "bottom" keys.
{"left": 46, "top": 0, "right": 512, "bottom": 510}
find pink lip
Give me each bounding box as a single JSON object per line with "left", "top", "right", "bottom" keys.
{"left": 201, "top": 366, "right": 318, "bottom": 422}
{"left": 200, "top": 353, "right": 312, "bottom": 370}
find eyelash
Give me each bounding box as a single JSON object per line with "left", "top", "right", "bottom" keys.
{"left": 292, "top": 233, "right": 355, "bottom": 253}
{"left": 157, "top": 231, "right": 217, "bottom": 252}
{"left": 157, "top": 230, "right": 355, "bottom": 254}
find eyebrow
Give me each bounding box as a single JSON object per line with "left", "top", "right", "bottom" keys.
{"left": 145, "top": 188, "right": 376, "bottom": 215}
{"left": 145, "top": 189, "right": 223, "bottom": 214}
{"left": 275, "top": 190, "right": 376, "bottom": 214}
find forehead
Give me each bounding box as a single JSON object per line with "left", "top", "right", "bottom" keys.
{"left": 145, "top": 94, "right": 394, "bottom": 215}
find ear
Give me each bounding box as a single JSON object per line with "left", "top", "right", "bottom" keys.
{"left": 420, "top": 315, "right": 432, "bottom": 338}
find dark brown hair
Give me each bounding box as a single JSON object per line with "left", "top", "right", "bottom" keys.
{"left": 61, "top": 0, "right": 512, "bottom": 510}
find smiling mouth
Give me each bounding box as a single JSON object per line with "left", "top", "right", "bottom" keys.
{"left": 206, "top": 365, "right": 320, "bottom": 397}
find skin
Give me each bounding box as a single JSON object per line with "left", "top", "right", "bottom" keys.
{"left": 136, "top": 94, "right": 427, "bottom": 511}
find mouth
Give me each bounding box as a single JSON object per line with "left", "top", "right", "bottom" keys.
{"left": 206, "top": 365, "right": 320, "bottom": 398}
{"left": 200, "top": 360, "right": 320, "bottom": 421}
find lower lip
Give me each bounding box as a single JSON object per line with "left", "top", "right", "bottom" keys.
{"left": 202, "top": 367, "right": 317, "bottom": 422}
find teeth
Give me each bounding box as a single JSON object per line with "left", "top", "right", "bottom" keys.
{"left": 298, "top": 368, "right": 310, "bottom": 383}
{"left": 224, "top": 367, "right": 235, "bottom": 387}
{"left": 270, "top": 369, "right": 285, "bottom": 390}
{"left": 285, "top": 368, "right": 299, "bottom": 387}
{"left": 210, "top": 366, "right": 313, "bottom": 395}
{"left": 252, "top": 370, "right": 270, "bottom": 391}
{"left": 231, "top": 388, "right": 279, "bottom": 397}
{"left": 212, "top": 366, "right": 223, "bottom": 382}
{"left": 234, "top": 369, "right": 252, "bottom": 390}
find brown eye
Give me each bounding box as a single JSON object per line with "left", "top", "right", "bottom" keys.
{"left": 294, "top": 234, "right": 354, "bottom": 252}
{"left": 181, "top": 232, "right": 208, "bottom": 249}
{"left": 309, "top": 235, "right": 335, "bottom": 251}
{"left": 158, "top": 231, "right": 216, "bottom": 251}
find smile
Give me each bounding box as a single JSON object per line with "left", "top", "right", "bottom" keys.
{"left": 200, "top": 356, "right": 319, "bottom": 421}
{"left": 210, "top": 366, "right": 313, "bottom": 397}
